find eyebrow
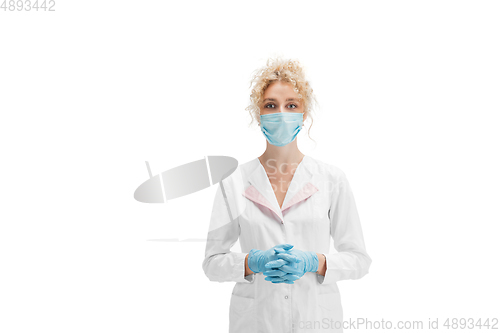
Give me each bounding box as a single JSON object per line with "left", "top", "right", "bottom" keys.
{"left": 262, "top": 98, "right": 299, "bottom": 103}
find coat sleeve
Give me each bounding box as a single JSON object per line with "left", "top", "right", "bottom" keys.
{"left": 317, "top": 171, "right": 372, "bottom": 285}
{"left": 202, "top": 181, "right": 255, "bottom": 283}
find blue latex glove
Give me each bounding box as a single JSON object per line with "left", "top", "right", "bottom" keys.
{"left": 264, "top": 248, "right": 319, "bottom": 283}
{"left": 247, "top": 244, "right": 297, "bottom": 274}
{"left": 263, "top": 255, "right": 301, "bottom": 284}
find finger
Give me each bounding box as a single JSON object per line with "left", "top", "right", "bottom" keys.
{"left": 283, "top": 274, "right": 301, "bottom": 282}
{"left": 265, "top": 259, "right": 288, "bottom": 269}
{"left": 265, "top": 276, "right": 286, "bottom": 283}
{"left": 278, "top": 265, "right": 302, "bottom": 274}
{"left": 276, "top": 253, "right": 300, "bottom": 263}
{"left": 263, "top": 269, "right": 287, "bottom": 277}
{"left": 276, "top": 253, "right": 300, "bottom": 262}
{"left": 275, "top": 243, "right": 294, "bottom": 251}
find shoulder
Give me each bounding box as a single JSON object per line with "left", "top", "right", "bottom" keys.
{"left": 236, "top": 157, "right": 260, "bottom": 179}
{"left": 304, "top": 155, "right": 348, "bottom": 183}
{"left": 219, "top": 157, "right": 257, "bottom": 189}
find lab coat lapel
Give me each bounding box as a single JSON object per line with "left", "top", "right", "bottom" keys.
{"left": 243, "top": 159, "right": 285, "bottom": 222}
{"left": 242, "top": 156, "right": 319, "bottom": 224}
{"left": 280, "top": 157, "right": 319, "bottom": 212}
{"left": 281, "top": 181, "right": 318, "bottom": 212}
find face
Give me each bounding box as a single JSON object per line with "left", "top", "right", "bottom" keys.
{"left": 259, "top": 81, "right": 307, "bottom": 121}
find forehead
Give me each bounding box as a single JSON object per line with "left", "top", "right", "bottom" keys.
{"left": 263, "top": 81, "right": 298, "bottom": 98}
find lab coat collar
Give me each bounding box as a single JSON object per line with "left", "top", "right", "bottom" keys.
{"left": 242, "top": 155, "right": 319, "bottom": 224}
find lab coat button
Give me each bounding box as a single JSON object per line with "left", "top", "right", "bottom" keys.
{"left": 284, "top": 295, "right": 289, "bottom": 299}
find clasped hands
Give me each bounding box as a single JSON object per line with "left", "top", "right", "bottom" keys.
{"left": 247, "top": 244, "right": 319, "bottom": 284}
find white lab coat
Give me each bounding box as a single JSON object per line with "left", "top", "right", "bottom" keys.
{"left": 202, "top": 155, "right": 371, "bottom": 333}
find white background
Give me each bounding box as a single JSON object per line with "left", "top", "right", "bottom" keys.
{"left": 1, "top": 1, "right": 499, "bottom": 332}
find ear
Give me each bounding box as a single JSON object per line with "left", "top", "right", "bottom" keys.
{"left": 303, "top": 112, "right": 308, "bottom": 123}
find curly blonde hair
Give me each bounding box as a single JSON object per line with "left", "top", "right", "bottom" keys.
{"left": 245, "top": 57, "right": 318, "bottom": 140}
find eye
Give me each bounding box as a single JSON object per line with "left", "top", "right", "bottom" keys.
{"left": 287, "top": 103, "right": 298, "bottom": 109}
{"left": 264, "top": 103, "right": 275, "bottom": 108}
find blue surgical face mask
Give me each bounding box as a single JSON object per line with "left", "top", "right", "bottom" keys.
{"left": 259, "top": 112, "right": 304, "bottom": 147}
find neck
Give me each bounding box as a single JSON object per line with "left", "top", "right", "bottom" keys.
{"left": 258, "top": 140, "right": 305, "bottom": 170}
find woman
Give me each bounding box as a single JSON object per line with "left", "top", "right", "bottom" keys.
{"left": 202, "top": 57, "right": 372, "bottom": 333}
